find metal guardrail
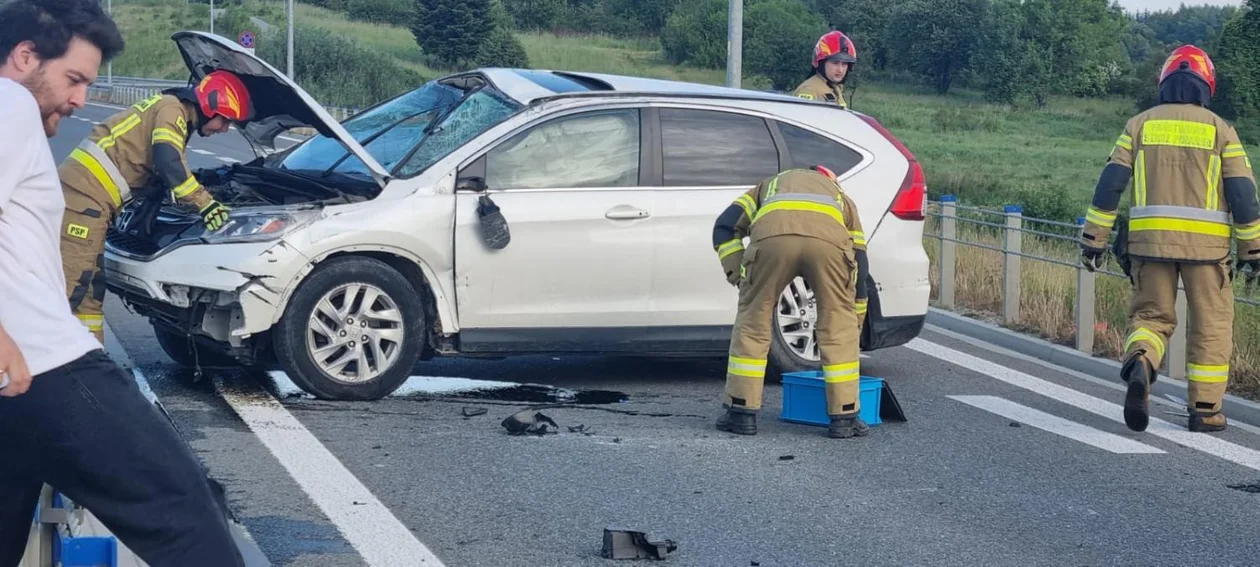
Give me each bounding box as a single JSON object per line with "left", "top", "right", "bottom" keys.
{"left": 924, "top": 195, "right": 1260, "bottom": 381}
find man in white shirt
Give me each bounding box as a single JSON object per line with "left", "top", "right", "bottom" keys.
{"left": 0, "top": 1, "right": 245, "bottom": 565}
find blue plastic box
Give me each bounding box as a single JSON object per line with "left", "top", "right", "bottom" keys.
{"left": 780, "top": 372, "right": 884, "bottom": 427}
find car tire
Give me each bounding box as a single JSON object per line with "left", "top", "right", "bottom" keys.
{"left": 272, "top": 256, "right": 424, "bottom": 401}
{"left": 153, "top": 326, "right": 238, "bottom": 368}
{"left": 767, "top": 276, "right": 821, "bottom": 384}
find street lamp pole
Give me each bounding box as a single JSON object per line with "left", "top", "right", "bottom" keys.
{"left": 726, "top": 0, "right": 741, "bottom": 89}
{"left": 286, "top": 0, "right": 294, "bottom": 79}
{"left": 106, "top": 0, "right": 112, "bottom": 84}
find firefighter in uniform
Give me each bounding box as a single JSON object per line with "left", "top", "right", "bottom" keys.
{"left": 1080, "top": 45, "right": 1260, "bottom": 433}
{"left": 712, "top": 165, "right": 870, "bottom": 438}
{"left": 793, "top": 30, "right": 856, "bottom": 109}
{"left": 58, "top": 70, "right": 248, "bottom": 343}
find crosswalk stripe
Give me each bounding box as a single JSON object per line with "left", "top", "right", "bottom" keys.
{"left": 949, "top": 395, "right": 1165, "bottom": 454}
{"left": 909, "top": 338, "right": 1260, "bottom": 472}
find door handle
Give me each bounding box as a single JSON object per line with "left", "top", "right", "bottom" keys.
{"left": 605, "top": 205, "right": 651, "bottom": 220}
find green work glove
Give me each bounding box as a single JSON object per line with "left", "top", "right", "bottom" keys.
{"left": 200, "top": 200, "right": 231, "bottom": 232}
{"left": 720, "top": 251, "right": 744, "bottom": 287}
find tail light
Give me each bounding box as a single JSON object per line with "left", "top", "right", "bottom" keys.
{"left": 857, "top": 113, "right": 926, "bottom": 221}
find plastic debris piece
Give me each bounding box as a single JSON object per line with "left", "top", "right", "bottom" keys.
{"left": 463, "top": 407, "right": 488, "bottom": 417}
{"left": 601, "top": 528, "right": 678, "bottom": 560}
{"left": 500, "top": 409, "right": 559, "bottom": 436}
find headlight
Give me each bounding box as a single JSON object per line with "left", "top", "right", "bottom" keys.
{"left": 201, "top": 208, "right": 321, "bottom": 244}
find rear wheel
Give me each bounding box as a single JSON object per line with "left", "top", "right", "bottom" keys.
{"left": 768, "top": 276, "right": 820, "bottom": 383}
{"left": 273, "top": 256, "right": 423, "bottom": 401}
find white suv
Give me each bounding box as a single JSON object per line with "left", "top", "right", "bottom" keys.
{"left": 104, "top": 31, "right": 931, "bottom": 400}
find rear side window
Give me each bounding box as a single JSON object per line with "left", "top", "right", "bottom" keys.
{"left": 778, "top": 122, "right": 864, "bottom": 176}
{"left": 660, "top": 109, "right": 779, "bottom": 186}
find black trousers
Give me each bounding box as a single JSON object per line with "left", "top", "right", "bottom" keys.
{"left": 0, "top": 349, "right": 245, "bottom": 567}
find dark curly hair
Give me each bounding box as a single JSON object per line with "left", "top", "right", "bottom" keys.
{"left": 0, "top": 0, "right": 125, "bottom": 65}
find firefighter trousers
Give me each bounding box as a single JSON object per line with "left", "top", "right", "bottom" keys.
{"left": 59, "top": 173, "right": 118, "bottom": 345}
{"left": 1124, "top": 257, "right": 1234, "bottom": 415}
{"left": 0, "top": 350, "right": 245, "bottom": 567}
{"left": 723, "top": 234, "right": 861, "bottom": 417}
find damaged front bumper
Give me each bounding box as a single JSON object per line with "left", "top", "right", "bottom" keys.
{"left": 104, "top": 238, "right": 310, "bottom": 346}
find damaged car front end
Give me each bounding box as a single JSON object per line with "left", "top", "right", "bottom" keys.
{"left": 104, "top": 30, "right": 392, "bottom": 365}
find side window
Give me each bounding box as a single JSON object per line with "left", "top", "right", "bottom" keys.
{"left": 660, "top": 108, "right": 779, "bottom": 186}
{"left": 778, "top": 122, "right": 864, "bottom": 176}
{"left": 484, "top": 109, "right": 641, "bottom": 189}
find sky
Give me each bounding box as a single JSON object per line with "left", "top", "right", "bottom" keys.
{"left": 1113, "top": 0, "right": 1241, "bottom": 12}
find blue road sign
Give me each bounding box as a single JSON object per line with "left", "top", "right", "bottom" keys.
{"left": 239, "top": 31, "right": 255, "bottom": 49}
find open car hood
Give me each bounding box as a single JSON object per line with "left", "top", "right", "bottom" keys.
{"left": 170, "top": 30, "right": 391, "bottom": 190}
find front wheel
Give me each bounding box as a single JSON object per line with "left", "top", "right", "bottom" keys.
{"left": 272, "top": 257, "right": 424, "bottom": 400}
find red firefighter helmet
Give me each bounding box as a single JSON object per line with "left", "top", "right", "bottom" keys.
{"left": 1159, "top": 44, "right": 1216, "bottom": 96}
{"left": 812, "top": 164, "right": 839, "bottom": 182}
{"left": 195, "top": 70, "right": 252, "bottom": 122}
{"left": 813, "top": 30, "right": 857, "bottom": 69}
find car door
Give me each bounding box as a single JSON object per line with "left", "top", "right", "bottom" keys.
{"left": 453, "top": 107, "right": 657, "bottom": 333}
{"left": 647, "top": 106, "right": 785, "bottom": 326}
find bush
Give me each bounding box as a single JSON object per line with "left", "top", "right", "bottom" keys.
{"left": 346, "top": 0, "right": 413, "bottom": 24}
{"left": 660, "top": 0, "right": 728, "bottom": 68}
{"left": 476, "top": 25, "right": 529, "bottom": 68}
{"left": 216, "top": 13, "right": 426, "bottom": 107}
{"left": 743, "top": 0, "right": 828, "bottom": 91}
{"left": 1215, "top": 0, "right": 1260, "bottom": 121}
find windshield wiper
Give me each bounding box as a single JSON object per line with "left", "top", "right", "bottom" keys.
{"left": 318, "top": 105, "right": 452, "bottom": 178}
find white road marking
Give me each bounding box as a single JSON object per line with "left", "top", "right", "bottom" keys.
{"left": 218, "top": 157, "right": 241, "bottom": 163}
{"left": 217, "top": 380, "right": 446, "bottom": 566}
{"left": 191, "top": 149, "right": 215, "bottom": 155}
{"left": 924, "top": 323, "right": 1260, "bottom": 437}
{"left": 909, "top": 338, "right": 1260, "bottom": 472}
{"left": 949, "top": 395, "right": 1165, "bottom": 454}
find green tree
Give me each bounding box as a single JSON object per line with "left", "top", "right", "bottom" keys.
{"left": 660, "top": 0, "right": 729, "bottom": 68}
{"left": 411, "top": 0, "right": 491, "bottom": 69}
{"left": 477, "top": 0, "right": 530, "bottom": 67}
{"left": 820, "top": 0, "right": 906, "bottom": 73}
{"left": 885, "top": 0, "right": 986, "bottom": 94}
{"left": 502, "top": 0, "right": 566, "bottom": 30}
{"left": 743, "top": 0, "right": 829, "bottom": 91}
{"left": 1216, "top": 0, "right": 1260, "bottom": 121}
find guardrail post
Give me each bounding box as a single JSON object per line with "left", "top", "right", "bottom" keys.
{"left": 1075, "top": 215, "right": 1096, "bottom": 354}
{"left": 1003, "top": 204, "right": 1023, "bottom": 324}
{"left": 939, "top": 195, "right": 957, "bottom": 309}
{"left": 1169, "top": 283, "right": 1188, "bottom": 380}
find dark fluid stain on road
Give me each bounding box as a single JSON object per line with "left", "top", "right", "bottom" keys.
{"left": 1227, "top": 482, "right": 1260, "bottom": 493}
{"left": 241, "top": 516, "right": 355, "bottom": 564}
{"left": 407, "top": 383, "right": 630, "bottom": 405}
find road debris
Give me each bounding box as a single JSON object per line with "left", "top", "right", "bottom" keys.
{"left": 778, "top": 455, "right": 795, "bottom": 461}
{"left": 501, "top": 410, "right": 559, "bottom": 436}
{"left": 462, "top": 407, "right": 488, "bottom": 417}
{"left": 569, "top": 424, "right": 595, "bottom": 436}
{"left": 600, "top": 528, "right": 677, "bottom": 560}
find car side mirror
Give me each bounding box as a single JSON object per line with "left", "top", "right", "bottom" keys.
{"left": 457, "top": 176, "right": 487, "bottom": 192}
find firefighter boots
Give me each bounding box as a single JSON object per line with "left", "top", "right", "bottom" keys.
{"left": 1121, "top": 353, "right": 1154, "bottom": 432}
{"left": 716, "top": 408, "right": 757, "bottom": 436}
{"left": 1189, "top": 410, "right": 1228, "bottom": 432}
{"left": 828, "top": 415, "right": 869, "bottom": 439}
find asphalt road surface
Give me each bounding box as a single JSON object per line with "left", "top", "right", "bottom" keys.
{"left": 46, "top": 102, "right": 1260, "bottom": 566}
